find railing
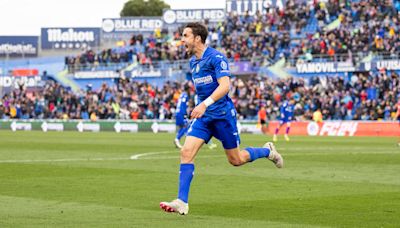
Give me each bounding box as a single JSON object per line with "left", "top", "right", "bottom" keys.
{"left": 370, "top": 52, "right": 400, "bottom": 60}
{"left": 284, "top": 51, "right": 399, "bottom": 67}
{"left": 64, "top": 56, "right": 273, "bottom": 74}
{"left": 66, "top": 62, "right": 131, "bottom": 73}
{"left": 63, "top": 51, "right": 400, "bottom": 76}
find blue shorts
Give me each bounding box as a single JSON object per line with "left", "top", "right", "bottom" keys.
{"left": 176, "top": 116, "right": 187, "bottom": 127}
{"left": 187, "top": 115, "right": 240, "bottom": 149}
{"left": 279, "top": 118, "right": 291, "bottom": 125}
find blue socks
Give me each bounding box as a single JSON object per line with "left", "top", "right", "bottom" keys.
{"left": 178, "top": 163, "right": 194, "bottom": 203}
{"left": 245, "top": 147, "right": 270, "bottom": 162}
{"left": 177, "top": 148, "right": 269, "bottom": 203}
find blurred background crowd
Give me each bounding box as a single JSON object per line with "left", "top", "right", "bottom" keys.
{"left": 1, "top": 69, "right": 398, "bottom": 121}
{"left": 2, "top": 0, "right": 400, "bottom": 121}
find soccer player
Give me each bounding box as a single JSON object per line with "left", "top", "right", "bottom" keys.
{"left": 174, "top": 84, "right": 191, "bottom": 149}
{"left": 258, "top": 103, "right": 268, "bottom": 134}
{"left": 396, "top": 100, "right": 400, "bottom": 124}
{"left": 160, "top": 22, "right": 283, "bottom": 215}
{"left": 396, "top": 101, "right": 400, "bottom": 147}
{"left": 313, "top": 108, "right": 323, "bottom": 123}
{"left": 273, "top": 99, "right": 295, "bottom": 142}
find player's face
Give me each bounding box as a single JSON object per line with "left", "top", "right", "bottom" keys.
{"left": 181, "top": 28, "right": 196, "bottom": 56}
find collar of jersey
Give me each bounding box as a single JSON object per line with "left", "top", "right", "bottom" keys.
{"left": 200, "top": 46, "right": 209, "bottom": 59}
{"left": 192, "top": 46, "right": 209, "bottom": 61}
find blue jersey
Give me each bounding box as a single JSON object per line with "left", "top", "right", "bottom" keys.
{"left": 190, "top": 47, "right": 233, "bottom": 119}
{"left": 176, "top": 92, "right": 188, "bottom": 118}
{"left": 280, "top": 101, "right": 294, "bottom": 121}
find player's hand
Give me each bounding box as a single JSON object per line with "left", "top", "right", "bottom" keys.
{"left": 190, "top": 103, "right": 206, "bottom": 119}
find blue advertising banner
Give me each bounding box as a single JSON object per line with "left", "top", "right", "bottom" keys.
{"left": 41, "top": 27, "right": 101, "bottom": 49}
{"left": 102, "top": 17, "right": 163, "bottom": 33}
{"left": 295, "top": 62, "right": 357, "bottom": 74}
{"left": 295, "top": 60, "right": 400, "bottom": 75}
{"left": 374, "top": 60, "right": 400, "bottom": 71}
{"left": 0, "top": 75, "right": 43, "bottom": 95}
{"left": 226, "top": 0, "right": 289, "bottom": 15}
{"left": 125, "top": 68, "right": 163, "bottom": 78}
{"left": 163, "top": 9, "right": 225, "bottom": 25}
{"left": 0, "top": 36, "right": 38, "bottom": 57}
{"left": 230, "top": 61, "right": 257, "bottom": 75}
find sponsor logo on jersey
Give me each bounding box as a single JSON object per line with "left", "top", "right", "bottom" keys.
{"left": 193, "top": 75, "right": 213, "bottom": 85}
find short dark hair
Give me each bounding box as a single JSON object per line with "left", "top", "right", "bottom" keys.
{"left": 184, "top": 22, "right": 208, "bottom": 44}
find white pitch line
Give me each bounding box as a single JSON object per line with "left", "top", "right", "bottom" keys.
{"left": 278, "top": 147, "right": 397, "bottom": 151}
{"left": 0, "top": 151, "right": 178, "bottom": 164}
{"left": 139, "top": 155, "right": 224, "bottom": 160}
{"left": 130, "top": 151, "right": 176, "bottom": 160}
{"left": 0, "top": 157, "right": 131, "bottom": 163}
{"left": 283, "top": 151, "right": 400, "bottom": 156}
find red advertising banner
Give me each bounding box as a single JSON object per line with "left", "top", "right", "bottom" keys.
{"left": 267, "top": 121, "right": 400, "bottom": 137}
{"left": 12, "top": 69, "right": 39, "bottom": 77}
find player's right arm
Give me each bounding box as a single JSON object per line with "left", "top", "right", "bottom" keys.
{"left": 190, "top": 76, "right": 230, "bottom": 119}
{"left": 190, "top": 53, "right": 231, "bottom": 119}
{"left": 280, "top": 104, "right": 285, "bottom": 119}
{"left": 207, "top": 76, "right": 230, "bottom": 103}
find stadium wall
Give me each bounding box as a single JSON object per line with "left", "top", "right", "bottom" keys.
{"left": 0, "top": 120, "right": 398, "bottom": 137}
{"left": 268, "top": 121, "right": 400, "bottom": 137}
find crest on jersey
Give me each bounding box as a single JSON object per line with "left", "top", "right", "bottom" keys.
{"left": 221, "top": 61, "right": 228, "bottom": 70}
{"left": 196, "top": 64, "right": 200, "bottom": 73}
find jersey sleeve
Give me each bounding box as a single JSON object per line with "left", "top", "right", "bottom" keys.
{"left": 212, "top": 55, "right": 231, "bottom": 79}
{"left": 280, "top": 104, "right": 286, "bottom": 115}
{"left": 189, "top": 59, "right": 193, "bottom": 71}
{"left": 189, "top": 57, "right": 196, "bottom": 73}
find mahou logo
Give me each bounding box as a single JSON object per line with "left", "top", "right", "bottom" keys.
{"left": 47, "top": 28, "right": 95, "bottom": 42}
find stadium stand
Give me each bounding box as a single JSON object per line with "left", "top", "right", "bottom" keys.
{"left": 0, "top": 69, "right": 398, "bottom": 121}
{"left": 66, "top": 1, "right": 400, "bottom": 68}
{"left": 1, "top": 0, "right": 400, "bottom": 121}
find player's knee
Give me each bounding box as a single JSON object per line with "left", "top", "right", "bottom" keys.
{"left": 228, "top": 157, "right": 244, "bottom": 166}
{"left": 180, "top": 147, "right": 194, "bottom": 163}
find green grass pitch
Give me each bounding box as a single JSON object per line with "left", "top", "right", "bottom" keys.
{"left": 0, "top": 131, "right": 399, "bottom": 227}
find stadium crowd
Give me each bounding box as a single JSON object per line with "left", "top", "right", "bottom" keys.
{"left": 5, "top": 1, "right": 400, "bottom": 122}
{"left": 293, "top": 0, "right": 400, "bottom": 64}
{"left": 66, "top": 0, "right": 400, "bottom": 71}
{"left": 0, "top": 69, "right": 398, "bottom": 121}
{"left": 232, "top": 70, "right": 399, "bottom": 121}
